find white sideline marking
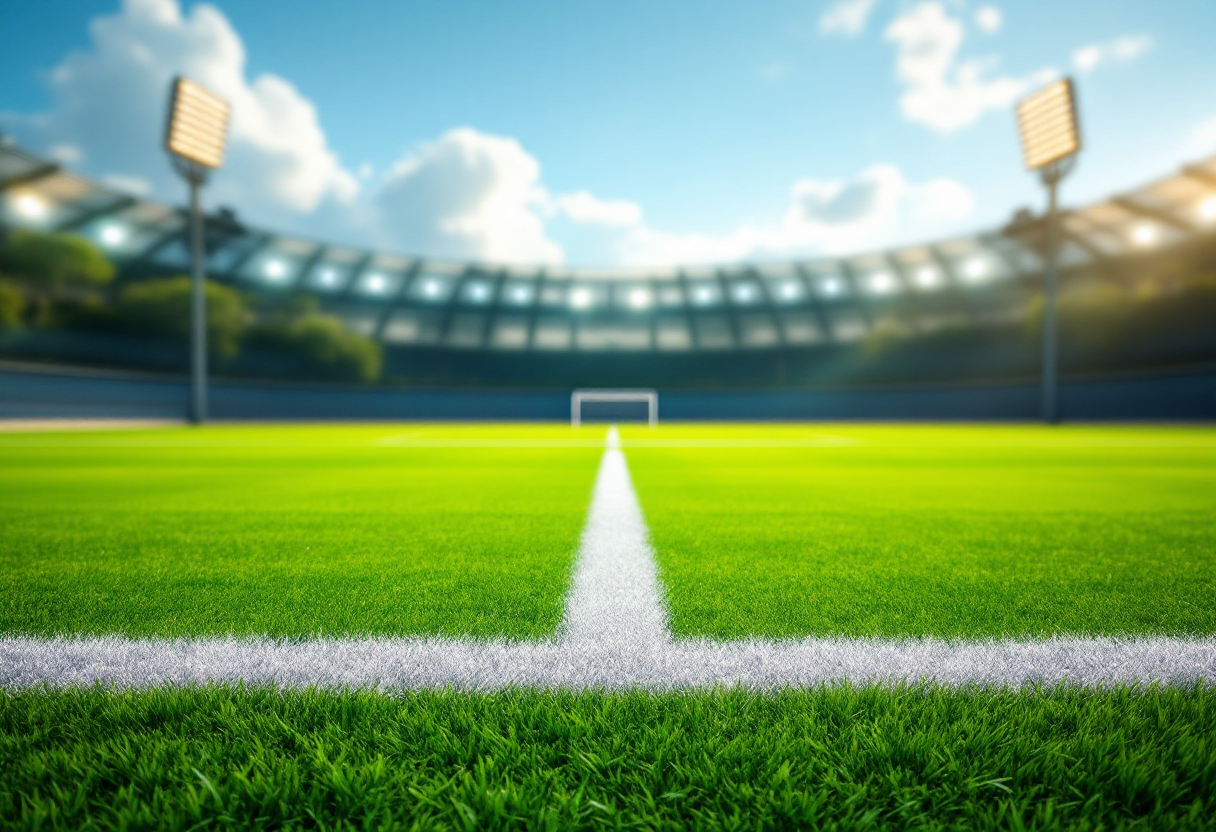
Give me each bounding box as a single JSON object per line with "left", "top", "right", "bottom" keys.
{"left": 2, "top": 426, "right": 1214, "bottom": 690}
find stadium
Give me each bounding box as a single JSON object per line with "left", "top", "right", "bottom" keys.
{"left": 2, "top": 2, "right": 1215, "bottom": 829}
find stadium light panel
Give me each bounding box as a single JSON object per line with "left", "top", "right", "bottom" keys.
{"left": 868, "top": 272, "right": 895, "bottom": 294}
{"left": 366, "top": 273, "right": 387, "bottom": 293}
{"left": 693, "top": 286, "right": 716, "bottom": 305}
{"left": 1131, "top": 223, "right": 1157, "bottom": 247}
{"left": 318, "top": 268, "right": 340, "bottom": 288}
{"left": 99, "top": 223, "right": 127, "bottom": 247}
{"left": 264, "top": 259, "right": 287, "bottom": 280}
{"left": 13, "top": 193, "right": 49, "bottom": 220}
{"left": 779, "top": 281, "right": 801, "bottom": 301}
{"left": 732, "top": 283, "right": 757, "bottom": 303}
{"left": 570, "top": 287, "right": 594, "bottom": 309}
{"left": 628, "top": 288, "right": 652, "bottom": 309}
{"left": 164, "top": 77, "right": 230, "bottom": 170}
{"left": 914, "top": 266, "right": 940, "bottom": 289}
{"left": 423, "top": 279, "right": 443, "bottom": 299}
{"left": 819, "top": 277, "right": 843, "bottom": 297}
{"left": 510, "top": 285, "right": 532, "bottom": 304}
{"left": 468, "top": 282, "right": 490, "bottom": 302}
{"left": 963, "top": 258, "right": 989, "bottom": 282}
{"left": 1016, "top": 79, "right": 1080, "bottom": 171}
{"left": 1199, "top": 196, "right": 1216, "bottom": 223}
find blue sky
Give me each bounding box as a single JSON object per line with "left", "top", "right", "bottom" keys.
{"left": 2, "top": 0, "right": 1214, "bottom": 268}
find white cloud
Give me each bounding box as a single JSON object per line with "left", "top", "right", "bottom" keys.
{"left": 0, "top": 0, "right": 357, "bottom": 227}
{"left": 616, "top": 164, "right": 974, "bottom": 267}
{"left": 820, "top": 0, "right": 879, "bottom": 37}
{"left": 374, "top": 128, "right": 562, "bottom": 265}
{"left": 552, "top": 191, "right": 643, "bottom": 229}
{"left": 884, "top": 2, "right": 1026, "bottom": 133}
{"left": 101, "top": 173, "right": 152, "bottom": 196}
{"left": 47, "top": 144, "right": 82, "bottom": 164}
{"left": 974, "top": 6, "right": 1003, "bottom": 34}
{"left": 1073, "top": 34, "right": 1153, "bottom": 73}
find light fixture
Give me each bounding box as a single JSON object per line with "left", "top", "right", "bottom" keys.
{"left": 510, "top": 285, "right": 532, "bottom": 304}
{"left": 318, "top": 268, "right": 340, "bottom": 288}
{"left": 693, "top": 286, "right": 715, "bottom": 305}
{"left": 1198, "top": 196, "right": 1216, "bottom": 223}
{"left": 467, "top": 282, "right": 490, "bottom": 302}
{"left": 733, "top": 283, "right": 757, "bottom": 303}
{"left": 868, "top": 272, "right": 895, "bottom": 294}
{"left": 165, "top": 77, "right": 231, "bottom": 170}
{"left": 914, "top": 266, "right": 940, "bottom": 288}
{"left": 570, "top": 287, "right": 594, "bottom": 309}
{"left": 1131, "top": 223, "right": 1157, "bottom": 247}
{"left": 366, "top": 273, "right": 387, "bottom": 293}
{"left": 779, "top": 281, "right": 801, "bottom": 301}
{"left": 264, "top": 259, "right": 287, "bottom": 280}
{"left": 1016, "top": 78, "right": 1081, "bottom": 172}
{"left": 628, "top": 288, "right": 652, "bottom": 309}
{"left": 820, "top": 277, "right": 843, "bottom": 297}
{"left": 423, "top": 279, "right": 442, "bottom": 298}
{"left": 13, "top": 193, "right": 49, "bottom": 220}
{"left": 99, "top": 223, "right": 127, "bottom": 247}
{"left": 963, "top": 258, "right": 989, "bottom": 282}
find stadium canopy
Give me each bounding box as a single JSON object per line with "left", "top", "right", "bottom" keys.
{"left": 2, "top": 136, "right": 1215, "bottom": 353}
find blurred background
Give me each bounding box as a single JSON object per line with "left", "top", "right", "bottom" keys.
{"left": 1, "top": 0, "right": 1213, "bottom": 420}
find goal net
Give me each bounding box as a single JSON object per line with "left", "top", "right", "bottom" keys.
{"left": 571, "top": 389, "right": 658, "bottom": 426}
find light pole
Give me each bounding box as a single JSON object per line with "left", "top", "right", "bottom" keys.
{"left": 1016, "top": 78, "right": 1081, "bottom": 424}
{"left": 164, "top": 77, "right": 230, "bottom": 424}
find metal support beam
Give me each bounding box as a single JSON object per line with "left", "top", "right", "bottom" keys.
{"left": 1113, "top": 196, "right": 1197, "bottom": 234}
{"left": 0, "top": 162, "right": 60, "bottom": 193}
{"left": 1181, "top": 164, "right": 1216, "bottom": 189}
{"left": 795, "top": 264, "right": 834, "bottom": 342}
{"left": 55, "top": 196, "right": 137, "bottom": 233}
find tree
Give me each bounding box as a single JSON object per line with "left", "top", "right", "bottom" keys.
{"left": 118, "top": 277, "right": 249, "bottom": 358}
{"left": 0, "top": 279, "right": 26, "bottom": 327}
{"left": 1, "top": 230, "right": 115, "bottom": 296}
{"left": 256, "top": 313, "right": 383, "bottom": 382}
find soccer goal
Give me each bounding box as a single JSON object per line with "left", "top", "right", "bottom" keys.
{"left": 571, "top": 389, "right": 658, "bottom": 427}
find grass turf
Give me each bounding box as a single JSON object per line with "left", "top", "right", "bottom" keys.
{"left": 623, "top": 425, "right": 1216, "bottom": 640}
{"left": 0, "top": 425, "right": 603, "bottom": 639}
{"left": 2, "top": 685, "right": 1213, "bottom": 830}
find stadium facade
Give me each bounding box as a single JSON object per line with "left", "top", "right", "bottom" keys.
{"left": 1, "top": 138, "right": 1214, "bottom": 419}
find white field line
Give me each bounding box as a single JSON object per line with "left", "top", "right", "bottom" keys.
{"left": 2, "top": 426, "right": 1214, "bottom": 690}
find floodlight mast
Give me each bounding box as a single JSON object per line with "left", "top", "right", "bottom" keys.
{"left": 1016, "top": 78, "right": 1081, "bottom": 424}
{"left": 164, "top": 77, "right": 230, "bottom": 425}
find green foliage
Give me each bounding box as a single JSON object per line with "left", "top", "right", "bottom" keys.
{"left": 624, "top": 424, "right": 1216, "bottom": 639}
{"left": 0, "top": 278, "right": 27, "bottom": 327}
{"left": 0, "top": 425, "right": 600, "bottom": 638}
{"left": 117, "top": 277, "right": 248, "bottom": 358}
{"left": 1, "top": 685, "right": 1214, "bottom": 830}
{"left": 0, "top": 230, "right": 114, "bottom": 295}
{"left": 256, "top": 313, "right": 382, "bottom": 382}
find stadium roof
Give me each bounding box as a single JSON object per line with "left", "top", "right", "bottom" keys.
{"left": 2, "top": 137, "right": 1215, "bottom": 353}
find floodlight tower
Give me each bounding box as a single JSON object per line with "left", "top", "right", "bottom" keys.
{"left": 164, "top": 77, "right": 230, "bottom": 424}
{"left": 1016, "top": 78, "right": 1081, "bottom": 424}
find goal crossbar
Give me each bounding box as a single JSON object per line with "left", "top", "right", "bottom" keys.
{"left": 571, "top": 389, "right": 658, "bottom": 427}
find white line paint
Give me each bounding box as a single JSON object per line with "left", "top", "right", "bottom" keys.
{"left": 3, "top": 428, "right": 1214, "bottom": 690}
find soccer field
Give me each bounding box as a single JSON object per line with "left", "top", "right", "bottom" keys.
{"left": 2, "top": 422, "right": 1214, "bottom": 829}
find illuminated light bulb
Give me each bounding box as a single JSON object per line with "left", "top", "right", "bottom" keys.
{"left": 99, "top": 224, "right": 127, "bottom": 247}
{"left": 1199, "top": 197, "right": 1216, "bottom": 223}
{"left": 13, "top": 193, "right": 49, "bottom": 220}
{"left": 869, "top": 272, "right": 895, "bottom": 294}
{"left": 570, "top": 287, "right": 593, "bottom": 309}
{"left": 915, "top": 266, "right": 939, "bottom": 288}
{"left": 265, "top": 259, "right": 287, "bottom": 280}
{"left": 628, "top": 288, "right": 652, "bottom": 309}
{"left": 366, "top": 274, "right": 386, "bottom": 293}
{"left": 1131, "top": 223, "right": 1157, "bottom": 247}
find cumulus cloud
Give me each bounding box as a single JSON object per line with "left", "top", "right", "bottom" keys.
{"left": 974, "top": 6, "right": 1003, "bottom": 34}
{"left": 0, "top": 0, "right": 357, "bottom": 227}
{"left": 883, "top": 2, "right": 1026, "bottom": 133}
{"left": 1072, "top": 35, "right": 1153, "bottom": 73}
{"left": 820, "top": 0, "right": 879, "bottom": 37}
{"left": 375, "top": 128, "right": 562, "bottom": 265}
{"left": 552, "top": 192, "right": 643, "bottom": 229}
{"left": 615, "top": 164, "right": 974, "bottom": 267}
{"left": 1182, "top": 117, "right": 1216, "bottom": 160}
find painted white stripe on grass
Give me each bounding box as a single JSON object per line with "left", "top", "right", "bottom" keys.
{"left": 1, "top": 636, "right": 1212, "bottom": 690}
{"left": 3, "top": 427, "right": 1214, "bottom": 690}
{"left": 560, "top": 426, "right": 670, "bottom": 649}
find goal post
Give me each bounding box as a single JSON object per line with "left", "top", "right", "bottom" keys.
{"left": 571, "top": 389, "right": 658, "bottom": 427}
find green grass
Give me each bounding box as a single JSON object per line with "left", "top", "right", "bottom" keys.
{"left": 0, "top": 425, "right": 603, "bottom": 639}
{"left": 624, "top": 425, "right": 1216, "bottom": 640}
{"left": 2, "top": 685, "right": 1213, "bottom": 831}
